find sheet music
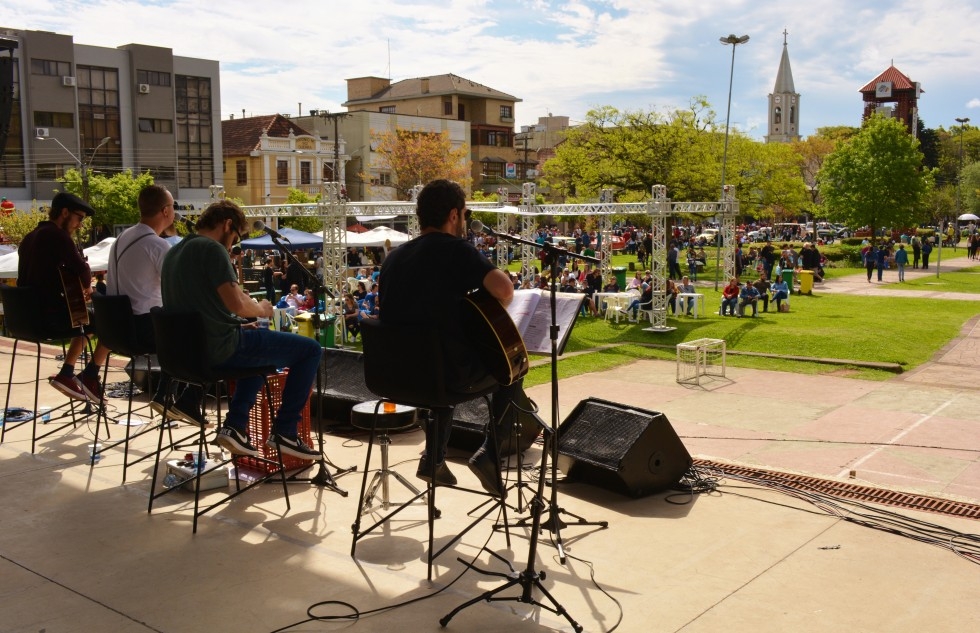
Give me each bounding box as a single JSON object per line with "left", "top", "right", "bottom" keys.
{"left": 506, "top": 288, "right": 584, "bottom": 355}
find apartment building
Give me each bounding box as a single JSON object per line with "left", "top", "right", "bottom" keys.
{"left": 0, "top": 26, "right": 221, "bottom": 207}
{"left": 342, "top": 73, "right": 526, "bottom": 199}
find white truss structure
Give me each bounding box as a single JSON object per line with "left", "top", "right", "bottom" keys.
{"left": 238, "top": 182, "right": 738, "bottom": 338}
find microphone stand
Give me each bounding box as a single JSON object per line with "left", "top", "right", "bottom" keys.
{"left": 484, "top": 229, "right": 608, "bottom": 559}
{"left": 442, "top": 226, "right": 596, "bottom": 631}
{"left": 268, "top": 235, "right": 352, "bottom": 497}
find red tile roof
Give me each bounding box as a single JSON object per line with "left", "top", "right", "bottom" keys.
{"left": 859, "top": 65, "right": 920, "bottom": 93}
{"left": 221, "top": 115, "right": 314, "bottom": 156}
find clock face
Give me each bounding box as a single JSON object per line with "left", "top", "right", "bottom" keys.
{"left": 775, "top": 95, "right": 781, "bottom": 103}
{"left": 876, "top": 82, "right": 893, "bottom": 98}
{"left": 791, "top": 96, "right": 796, "bottom": 104}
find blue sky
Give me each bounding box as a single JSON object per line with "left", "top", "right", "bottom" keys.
{"left": 5, "top": 0, "right": 979, "bottom": 139}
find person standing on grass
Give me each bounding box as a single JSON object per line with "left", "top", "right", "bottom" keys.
{"left": 911, "top": 235, "right": 921, "bottom": 268}
{"left": 921, "top": 238, "right": 933, "bottom": 270}
{"left": 894, "top": 244, "right": 909, "bottom": 282}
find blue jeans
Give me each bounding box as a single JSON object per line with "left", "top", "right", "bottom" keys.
{"left": 212, "top": 328, "right": 321, "bottom": 437}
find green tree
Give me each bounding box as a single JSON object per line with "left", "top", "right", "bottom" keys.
{"left": 819, "top": 115, "right": 932, "bottom": 239}
{"left": 278, "top": 188, "right": 325, "bottom": 234}
{"left": 369, "top": 128, "right": 470, "bottom": 199}
{"left": 961, "top": 161, "right": 980, "bottom": 216}
{"left": 59, "top": 168, "right": 155, "bottom": 228}
{"left": 0, "top": 208, "right": 49, "bottom": 246}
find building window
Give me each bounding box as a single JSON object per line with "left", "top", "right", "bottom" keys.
{"left": 76, "top": 65, "right": 122, "bottom": 175}
{"left": 322, "top": 163, "right": 335, "bottom": 182}
{"left": 774, "top": 106, "right": 782, "bottom": 124}
{"left": 372, "top": 172, "right": 392, "bottom": 186}
{"left": 0, "top": 58, "right": 24, "bottom": 187}
{"left": 277, "top": 160, "right": 288, "bottom": 185}
{"left": 138, "top": 118, "right": 173, "bottom": 133}
{"left": 236, "top": 160, "right": 247, "bottom": 185}
{"left": 500, "top": 105, "right": 513, "bottom": 119}
{"left": 481, "top": 162, "right": 503, "bottom": 179}
{"left": 444, "top": 100, "right": 453, "bottom": 116}
{"left": 176, "top": 75, "right": 214, "bottom": 188}
{"left": 300, "top": 161, "right": 311, "bottom": 185}
{"left": 35, "top": 163, "right": 74, "bottom": 182}
{"left": 379, "top": 106, "right": 395, "bottom": 114}
{"left": 33, "top": 112, "right": 75, "bottom": 128}
{"left": 136, "top": 70, "right": 172, "bottom": 87}
{"left": 30, "top": 59, "right": 71, "bottom": 77}
{"left": 790, "top": 106, "right": 796, "bottom": 124}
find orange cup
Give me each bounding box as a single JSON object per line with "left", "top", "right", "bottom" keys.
{"left": 383, "top": 401, "right": 396, "bottom": 413}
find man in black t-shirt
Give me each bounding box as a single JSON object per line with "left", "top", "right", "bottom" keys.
{"left": 379, "top": 180, "right": 517, "bottom": 497}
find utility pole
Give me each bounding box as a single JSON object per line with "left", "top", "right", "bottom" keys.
{"left": 319, "top": 111, "right": 349, "bottom": 191}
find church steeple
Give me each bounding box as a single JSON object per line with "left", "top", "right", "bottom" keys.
{"left": 765, "top": 30, "right": 801, "bottom": 143}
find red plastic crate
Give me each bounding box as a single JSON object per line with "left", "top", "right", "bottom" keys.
{"left": 230, "top": 370, "right": 314, "bottom": 473}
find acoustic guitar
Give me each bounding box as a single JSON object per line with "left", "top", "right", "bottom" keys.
{"left": 462, "top": 290, "right": 529, "bottom": 386}
{"left": 58, "top": 266, "right": 90, "bottom": 329}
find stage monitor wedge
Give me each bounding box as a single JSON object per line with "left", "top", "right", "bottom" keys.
{"left": 557, "top": 398, "right": 691, "bottom": 497}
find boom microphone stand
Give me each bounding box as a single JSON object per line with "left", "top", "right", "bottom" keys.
{"left": 268, "top": 234, "right": 352, "bottom": 497}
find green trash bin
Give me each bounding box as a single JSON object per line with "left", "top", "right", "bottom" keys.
{"left": 319, "top": 315, "right": 337, "bottom": 348}
{"left": 781, "top": 268, "right": 794, "bottom": 293}
{"left": 612, "top": 266, "right": 627, "bottom": 290}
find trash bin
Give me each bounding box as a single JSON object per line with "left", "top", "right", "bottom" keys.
{"left": 781, "top": 268, "right": 794, "bottom": 292}
{"left": 294, "top": 313, "right": 336, "bottom": 348}
{"left": 612, "top": 266, "right": 627, "bottom": 290}
{"left": 319, "top": 315, "right": 337, "bottom": 348}
{"left": 798, "top": 269, "right": 814, "bottom": 295}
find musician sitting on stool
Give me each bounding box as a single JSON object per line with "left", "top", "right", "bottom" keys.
{"left": 378, "top": 179, "right": 519, "bottom": 497}
{"left": 17, "top": 192, "right": 110, "bottom": 402}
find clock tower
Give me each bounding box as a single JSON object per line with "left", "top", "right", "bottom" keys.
{"left": 765, "top": 30, "right": 800, "bottom": 143}
{"left": 859, "top": 64, "right": 921, "bottom": 135}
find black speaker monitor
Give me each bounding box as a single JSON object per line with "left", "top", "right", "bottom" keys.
{"left": 557, "top": 398, "right": 691, "bottom": 498}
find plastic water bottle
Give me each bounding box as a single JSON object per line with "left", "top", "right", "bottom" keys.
{"left": 257, "top": 316, "right": 270, "bottom": 329}
{"left": 39, "top": 406, "right": 51, "bottom": 423}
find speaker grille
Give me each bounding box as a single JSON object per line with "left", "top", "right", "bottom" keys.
{"left": 559, "top": 401, "right": 648, "bottom": 471}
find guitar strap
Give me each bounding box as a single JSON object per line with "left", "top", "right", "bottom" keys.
{"left": 110, "top": 232, "right": 153, "bottom": 294}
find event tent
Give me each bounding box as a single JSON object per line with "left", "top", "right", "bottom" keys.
{"left": 345, "top": 226, "right": 412, "bottom": 248}
{"left": 0, "top": 237, "right": 115, "bottom": 278}
{"left": 240, "top": 227, "right": 324, "bottom": 250}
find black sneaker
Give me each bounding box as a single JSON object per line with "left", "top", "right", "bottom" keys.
{"left": 468, "top": 447, "right": 506, "bottom": 498}
{"left": 214, "top": 425, "right": 260, "bottom": 457}
{"left": 267, "top": 434, "right": 319, "bottom": 461}
{"left": 416, "top": 457, "right": 457, "bottom": 487}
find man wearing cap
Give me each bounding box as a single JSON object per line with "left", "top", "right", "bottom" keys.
{"left": 17, "top": 192, "right": 109, "bottom": 401}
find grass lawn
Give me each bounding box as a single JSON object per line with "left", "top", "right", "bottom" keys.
{"left": 517, "top": 250, "right": 980, "bottom": 388}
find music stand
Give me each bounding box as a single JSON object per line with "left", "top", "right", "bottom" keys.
{"left": 267, "top": 233, "right": 353, "bottom": 497}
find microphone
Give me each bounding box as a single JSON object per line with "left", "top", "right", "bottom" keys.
{"left": 470, "top": 219, "right": 494, "bottom": 235}
{"left": 175, "top": 213, "right": 195, "bottom": 233}
{"left": 253, "top": 220, "right": 290, "bottom": 243}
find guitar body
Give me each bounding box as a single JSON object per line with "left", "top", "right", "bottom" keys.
{"left": 58, "top": 267, "right": 89, "bottom": 329}
{"left": 462, "top": 290, "right": 529, "bottom": 386}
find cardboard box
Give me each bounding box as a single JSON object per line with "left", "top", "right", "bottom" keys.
{"left": 166, "top": 459, "right": 229, "bottom": 492}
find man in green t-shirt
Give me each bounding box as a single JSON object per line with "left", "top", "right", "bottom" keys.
{"left": 161, "top": 200, "right": 321, "bottom": 460}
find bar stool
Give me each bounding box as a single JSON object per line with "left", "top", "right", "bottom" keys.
{"left": 147, "top": 308, "right": 290, "bottom": 534}
{"left": 350, "top": 399, "right": 422, "bottom": 514}
{"left": 90, "top": 294, "right": 168, "bottom": 481}
{"left": 1, "top": 285, "right": 93, "bottom": 453}
{"left": 354, "top": 318, "right": 508, "bottom": 580}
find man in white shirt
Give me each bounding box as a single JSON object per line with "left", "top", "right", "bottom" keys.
{"left": 105, "top": 184, "right": 203, "bottom": 424}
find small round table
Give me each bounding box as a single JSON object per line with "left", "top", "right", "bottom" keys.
{"left": 350, "top": 400, "right": 421, "bottom": 513}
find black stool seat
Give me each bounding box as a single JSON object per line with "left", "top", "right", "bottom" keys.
{"left": 350, "top": 400, "right": 417, "bottom": 432}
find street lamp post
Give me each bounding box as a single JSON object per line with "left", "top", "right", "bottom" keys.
{"left": 37, "top": 135, "right": 111, "bottom": 204}
{"left": 715, "top": 33, "right": 749, "bottom": 290}
{"left": 955, "top": 117, "right": 970, "bottom": 216}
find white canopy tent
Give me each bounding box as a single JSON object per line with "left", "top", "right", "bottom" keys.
{"left": 345, "top": 226, "right": 412, "bottom": 248}
{"left": 0, "top": 237, "right": 115, "bottom": 278}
